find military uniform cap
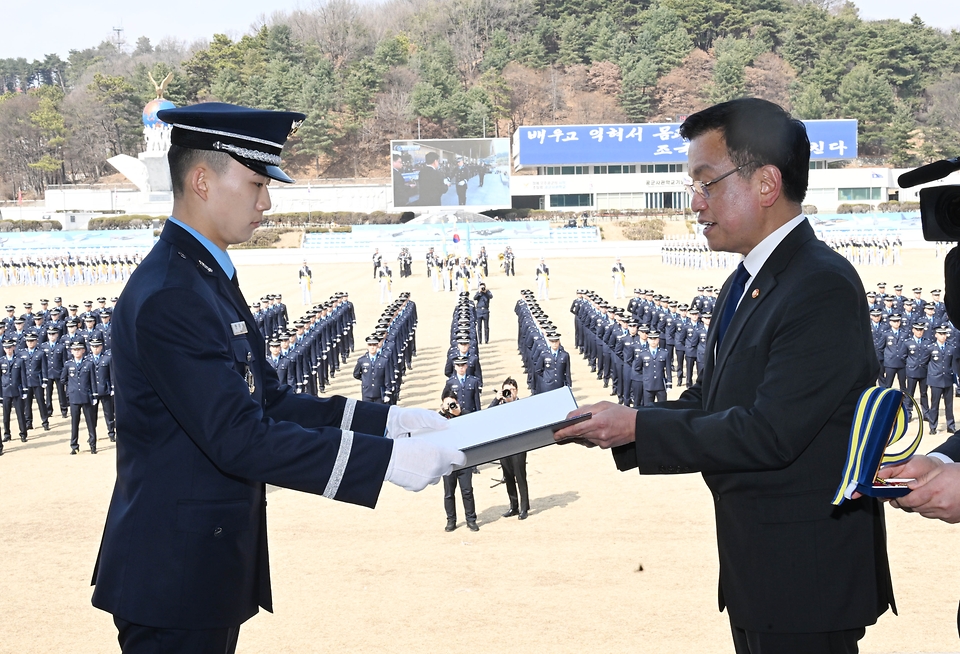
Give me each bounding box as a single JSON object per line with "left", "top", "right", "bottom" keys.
{"left": 702, "top": 312, "right": 712, "bottom": 318}
{"left": 157, "top": 102, "right": 305, "bottom": 183}
{"left": 101, "top": 308, "right": 112, "bottom": 315}
{"left": 84, "top": 300, "right": 93, "bottom": 306}
{"left": 111, "top": 297, "right": 119, "bottom": 302}
{"left": 889, "top": 314, "right": 902, "bottom": 320}
{"left": 365, "top": 335, "right": 380, "bottom": 345}
{"left": 40, "top": 299, "right": 49, "bottom": 304}
{"left": 13, "top": 318, "right": 24, "bottom": 324}
{"left": 456, "top": 337, "right": 471, "bottom": 344}
{"left": 883, "top": 296, "right": 894, "bottom": 302}
{"left": 546, "top": 331, "right": 561, "bottom": 340}
{"left": 912, "top": 287, "right": 922, "bottom": 293}
{"left": 937, "top": 326, "right": 950, "bottom": 334}
{"left": 893, "top": 284, "right": 903, "bottom": 290}
{"left": 877, "top": 282, "right": 886, "bottom": 286}
{"left": 269, "top": 339, "right": 282, "bottom": 347}
{"left": 866, "top": 291, "right": 876, "bottom": 297}
{"left": 23, "top": 302, "right": 32, "bottom": 307}
{"left": 2, "top": 339, "right": 16, "bottom": 347}
{"left": 97, "top": 296, "right": 107, "bottom": 302}
{"left": 46, "top": 326, "right": 59, "bottom": 333}
{"left": 4, "top": 305, "right": 13, "bottom": 311}
{"left": 66, "top": 319, "right": 78, "bottom": 327}
{"left": 678, "top": 304, "right": 689, "bottom": 311}
{"left": 25, "top": 333, "right": 37, "bottom": 340}
{"left": 84, "top": 315, "right": 96, "bottom": 321}
{"left": 453, "top": 356, "right": 469, "bottom": 365}
{"left": 89, "top": 338, "right": 104, "bottom": 346}
{"left": 932, "top": 289, "right": 942, "bottom": 295}
{"left": 912, "top": 323, "right": 926, "bottom": 330}
{"left": 904, "top": 299, "right": 914, "bottom": 305}
{"left": 628, "top": 319, "right": 639, "bottom": 327}
{"left": 869, "top": 309, "right": 881, "bottom": 316}
{"left": 53, "top": 296, "right": 62, "bottom": 302}
{"left": 33, "top": 314, "right": 44, "bottom": 321}
{"left": 638, "top": 324, "right": 650, "bottom": 333}
{"left": 924, "top": 304, "right": 935, "bottom": 311}
{"left": 648, "top": 332, "right": 660, "bottom": 338}
{"left": 70, "top": 342, "right": 86, "bottom": 349}
{"left": 689, "top": 308, "right": 700, "bottom": 315}
{"left": 669, "top": 300, "right": 679, "bottom": 307}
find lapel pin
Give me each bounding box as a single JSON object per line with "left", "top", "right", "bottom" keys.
{"left": 751, "top": 289, "right": 760, "bottom": 299}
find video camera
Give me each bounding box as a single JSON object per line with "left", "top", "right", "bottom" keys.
{"left": 898, "top": 158, "right": 960, "bottom": 240}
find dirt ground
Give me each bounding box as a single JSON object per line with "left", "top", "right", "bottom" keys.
{"left": 2, "top": 248, "right": 960, "bottom": 654}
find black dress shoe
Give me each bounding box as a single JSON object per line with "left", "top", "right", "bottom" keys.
{"left": 466, "top": 521, "right": 480, "bottom": 532}
{"left": 930, "top": 427, "right": 938, "bottom": 434}
{"left": 61, "top": 412, "right": 68, "bottom": 419}
{"left": 109, "top": 436, "right": 116, "bottom": 442}
{"left": 518, "top": 511, "right": 528, "bottom": 520}
{"left": 20, "top": 435, "right": 27, "bottom": 442}
{"left": 2, "top": 434, "right": 10, "bottom": 442}
{"left": 70, "top": 449, "right": 78, "bottom": 455}
{"left": 43, "top": 423, "right": 50, "bottom": 431}
{"left": 90, "top": 445, "right": 97, "bottom": 454}
{"left": 445, "top": 520, "right": 457, "bottom": 532}
{"left": 502, "top": 508, "right": 519, "bottom": 518}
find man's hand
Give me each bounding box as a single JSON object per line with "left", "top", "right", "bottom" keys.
{"left": 888, "top": 457, "right": 960, "bottom": 523}
{"left": 385, "top": 405, "right": 448, "bottom": 439}
{"left": 553, "top": 401, "right": 637, "bottom": 449}
{"left": 384, "top": 437, "right": 466, "bottom": 491}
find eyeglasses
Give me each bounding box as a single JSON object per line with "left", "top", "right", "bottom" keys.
{"left": 682, "top": 163, "right": 758, "bottom": 199}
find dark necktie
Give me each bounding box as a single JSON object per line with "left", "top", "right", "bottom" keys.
{"left": 717, "top": 263, "right": 750, "bottom": 347}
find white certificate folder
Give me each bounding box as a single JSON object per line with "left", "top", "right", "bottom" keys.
{"left": 418, "top": 387, "right": 583, "bottom": 470}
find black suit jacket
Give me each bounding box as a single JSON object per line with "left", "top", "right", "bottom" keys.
{"left": 614, "top": 220, "right": 894, "bottom": 633}
{"left": 91, "top": 221, "right": 393, "bottom": 630}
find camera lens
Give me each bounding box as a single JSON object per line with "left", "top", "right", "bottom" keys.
{"left": 502, "top": 389, "right": 512, "bottom": 397}
{"left": 449, "top": 402, "right": 458, "bottom": 410}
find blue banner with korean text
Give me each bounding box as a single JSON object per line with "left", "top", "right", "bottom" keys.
{"left": 513, "top": 120, "right": 858, "bottom": 166}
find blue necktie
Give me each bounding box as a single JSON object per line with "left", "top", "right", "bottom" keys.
{"left": 717, "top": 263, "right": 750, "bottom": 346}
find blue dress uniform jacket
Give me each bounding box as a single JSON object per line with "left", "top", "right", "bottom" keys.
{"left": 61, "top": 355, "right": 96, "bottom": 403}
{"left": 353, "top": 352, "right": 388, "bottom": 403}
{"left": 443, "top": 374, "right": 482, "bottom": 413}
{"left": 90, "top": 221, "right": 393, "bottom": 631}
{"left": 535, "top": 347, "right": 572, "bottom": 392}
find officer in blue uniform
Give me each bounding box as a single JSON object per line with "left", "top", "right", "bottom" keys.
{"left": 61, "top": 341, "right": 97, "bottom": 454}
{"left": 21, "top": 333, "right": 50, "bottom": 432}
{"left": 443, "top": 357, "right": 482, "bottom": 413}
{"left": 925, "top": 326, "right": 956, "bottom": 434}
{"left": 535, "top": 332, "right": 572, "bottom": 393}
{"left": 901, "top": 322, "right": 932, "bottom": 423}
{"left": 89, "top": 102, "right": 462, "bottom": 653}
{"left": 42, "top": 325, "right": 68, "bottom": 419}
{"left": 89, "top": 338, "right": 116, "bottom": 443}
{"left": 881, "top": 315, "right": 907, "bottom": 395}
{"left": 1, "top": 338, "right": 27, "bottom": 446}
{"left": 353, "top": 335, "right": 389, "bottom": 403}
{"left": 636, "top": 332, "right": 670, "bottom": 405}
{"left": 438, "top": 391, "right": 478, "bottom": 532}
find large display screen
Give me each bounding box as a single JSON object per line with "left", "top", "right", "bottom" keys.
{"left": 390, "top": 138, "right": 512, "bottom": 210}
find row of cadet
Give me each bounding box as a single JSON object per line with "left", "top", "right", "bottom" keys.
{"left": 0, "top": 253, "right": 142, "bottom": 287}
{"left": 1, "top": 302, "right": 117, "bottom": 456}
{"left": 572, "top": 290, "right": 710, "bottom": 408}
{"left": 439, "top": 291, "right": 485, "bottom": 413}
{"left": 867, "top": 285, "right": 959, "bottom": 434}
{"left": 515, "top": 290, "right": 573, "bottom": 395}
{"left": 822, "top": 235, "right": 902, "bottom": 266}
{"left": 351, "top": 292, "right": 418, "bottom": 405}
{"left": 660, "top": 242, "right": 743, "bottom": 270}
{"left": 264, "top": 292, "right": 358, "bottom": 397}
{"left": 249, "top": 294, "right": 291, "bottom": 345}
{"left": 424, "top": 248, "right": 490, "bottom": 293}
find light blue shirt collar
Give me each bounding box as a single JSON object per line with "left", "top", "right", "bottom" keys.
{"left": 168, "top": 217, "right": 235, "bottom": 279}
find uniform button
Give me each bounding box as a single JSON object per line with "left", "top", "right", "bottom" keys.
{"left": 213, "top": 527, "right": 223, "bottom": 538}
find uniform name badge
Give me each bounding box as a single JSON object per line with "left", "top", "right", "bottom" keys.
{"left": 231, "top": 321, "right": 248, "bottom": 336}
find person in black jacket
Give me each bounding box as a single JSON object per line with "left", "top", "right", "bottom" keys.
{"left": 490, "top": 377, "right": 529, "bottom": 519}
{"left": 417, "top": 152, "right": 449, "bottom": 206}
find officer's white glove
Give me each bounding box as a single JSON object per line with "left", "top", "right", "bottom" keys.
{"left": 385, "top": 405, "right": 448, "bottom": 439}
{"left": 384, "top": 437, "right": 466, "bottom": 491}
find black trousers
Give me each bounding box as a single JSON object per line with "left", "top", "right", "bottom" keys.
{"left": 643, "top": 388, "right": 667, "bottom": 406}
{"left": 443, "top": 469, "right": 476, "bottom": 523}
{"left": 675, "top": 350, "right": 686, "bottom": 382}
{"left": 627, "top": 379, "right": 643, "bottom": 408}
{"left": 476, "top": 314, "right": 490, "bottom": 343}
{"left": 905, "top": 377, "right": 930, "bottom": 418}
{"left": 45, "top": 377, "right": 67, "bottom": 415}
{"left": 115, "top": 617, "right": 240, "bottom": 654}
{"left": 501, "top": 453, "right": 529, "bottom": 513}
{"left": 69, "top": 402, "right": 97, "bottom": 450}
{"left": 98, "top": 394, "right": 116, "bottom": 438}
{"left": 882, "top": 366, "right": 906, "bottom": 393}
{"left": 23, "top": 386, "right": 49, "bottom": 428}
{"left": 928, "top": 385, "right": 956, "bottom": 431}
{"left": 2, "top": 396, "right": 26, "bottom": 438}
{"left": 730, "top": 621, "right": 864, "bottom": 654}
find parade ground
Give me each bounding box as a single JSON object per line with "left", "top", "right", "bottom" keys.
{"left": 2, "top": 248, "right": 960, "bottom": 654}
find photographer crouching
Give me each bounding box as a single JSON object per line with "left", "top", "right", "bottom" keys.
{"left": 439, "top": 391, "right": 479, "bottom": 532}
{"left": 490, "top": 377, "right": 530, "bottom": 519}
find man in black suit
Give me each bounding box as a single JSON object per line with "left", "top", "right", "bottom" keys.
{"left": 89, "top": 103, "right": 464, "bottom": 653}
{"left": 417, "top": 152, "right": 448, "bottom": 206}
{"left": 555, "top": 98, "right": 894, "bottom": 653}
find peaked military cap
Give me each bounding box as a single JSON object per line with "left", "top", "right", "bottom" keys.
{"left": 453, "top": 356, "right": 469, "bottom": 365}
{"left": 70, "top": 342, "right": 86, "bottom": 349}
{"left": 365, "top": 335, "right": 380, "bottom": 345}
{"left": 702, "top": 312, "right": 713, "bottom": 318}
{"left": 157, "top": 102, "right": 305, "bottom": 183}
{"left": 546, "top": 331, "right": 561, "bottom": 340}
{"left": 912, "top": 323, "right": 926, "bottom": 330}
{"left": 46, "top": 326, "right": 60, "bottom": 333}
{"left": 24, "top": 333, "right": 37, "bottom": 340}
{"left": 932, "top": 289, "right": 942, "bottom": 295}
{"left": 269, "top": 339, "right": 282, "bottom": 347}
{"left": 89, "top": 338, "right": 104, "bottom": 346}
{"left": 2, "top": 339, "right": 16, "bottom": 347}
